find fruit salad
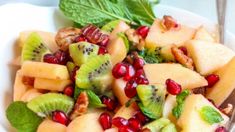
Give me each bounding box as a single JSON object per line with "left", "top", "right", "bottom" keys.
{"left": 6, "top": 0, "right": 235, "bottom": 132}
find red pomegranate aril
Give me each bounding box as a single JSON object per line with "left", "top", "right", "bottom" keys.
{"left": 215, "top": 126, "right": 227, "bottom": 132}
{"left": 205, "top": 74, "right": 220, "bottom": 88}
{"left": 124, "top": 80, "right": 138, "bottom": 98}
{"left": 112, "top": 117, "right": 128, "bottom": 127}
{"left": 112, "top": 63, "right": 127, "bottom": 79}
{"left": 22, "top": 76, "right": 35, "bottom": 86}
{"left": 136, "top": 77, "right": 149, "bottom": 85}
{"left": 123, "top": 65, "right": 135, "bottom": 81}
{"left": 136, "top": 26, "right": 150, "bottom": 38}
{"left": 98, "top": 47, "right": 108, "bottom": 55}
{"left": 118, "top": 125, "right": 135, "bottom": 132}
{"left": 165, "top": 79, "right": 182, "bottom": 95}
{"left": 54, "top": 50, "right": 69, "bottom": 65}
{"left": 133, "top": 111, "right": 149, "bottom": 125}
{"left": 43, "top": 54, "right": 59, "bottom": 64}
{"left": 99, "top": 112, "right": 112, "bottom": 130}
{"left": 101, "top": 96, "right": 117, "bottom": 111}
{"left": 99, "top": 37, "right": 109, "bottom": 47}
{"left": 52, "top": 111, "right": 69, "bottom": 125}
{"left": 134, "top": 69, "right": 144, "bottom": 78}
{"left": 63, "top": 86, "right": 74, "bottom": 97}
{"left": 75, "top": 35, "right": 87, "bottom": 42}
{"left": 133, "top": 58, "right": 145, "bottom": 70}
{"left": 179, "top": 46, "right": 188, "bottom": 55}
{"left": 128, "top": 118, "right": 142, "bottom": 131}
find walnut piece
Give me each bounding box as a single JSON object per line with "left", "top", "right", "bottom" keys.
{"left": 125, "top": 29, "right": 145, "bottom": 50}
{"left": 70, "top": 92, "right": 89, "bottom": 120}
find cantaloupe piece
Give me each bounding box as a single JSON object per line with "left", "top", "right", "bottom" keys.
{"left": 67, "top": 113, "right": 103, "bottom": 132}
{"left": 37, "top": 119, "right": 66, "bottom": 132}
{"left": 112, "top": 79, "right": 129, "bottom": 105}
{"left": 13, "top": 70, "right": 31, "bottom": 101}
{"left": 206, "top": 57, "right": 235, "bottom": 106}
{"left": 21, "top": 61, "right": 70, "bottom": 80}
{"left": 144, "top": 64, "right": 208, "bottom": 89}
{"left": 114, "top": 103, "right": 138, "bottom": 119}
{"left": 185, "top": 40, "right": 235, "bottom": 75}
{"left": 109, "top": 21, "right": 130, "bottom": 41}
{"left": 18, "top": 30, "right": 59, "bottom": 52}
{"left": 21, "top": 89, "right": 43, "bottom": 102}
{"left": 178, "top": 94, "right": 229, "bottom": 132}
{"left": 145, "top": 19, "right": 195, "bottom": 48}
{"left": 34, "top": 78, "right": 72, "bottom": 91}
{"left": 193, "top": 26, "right": 215, "bottom": 42}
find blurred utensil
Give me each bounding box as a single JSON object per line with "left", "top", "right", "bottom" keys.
{"left": 216, "top": 0, "right": 227, "bottom": 44}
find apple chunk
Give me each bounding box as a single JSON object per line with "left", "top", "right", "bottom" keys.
{"left": 185, "top": 40, "right": 235, "bottom": 75}
{"left": 112, "top": 79, "right": 129, "bottom": 105}
{"left": 144, "top": 63, "right": 208, "bottom": 89}
{"left": 37, "top": 119, "right": 66, "bottom": 132}
{"left": 207, "top": 57, "right": 235, "bottom": 106}
{"left": 114, "top": 103, "right": 138, "bottom": 119}
{"left": 34, "top": 78, "right": 72, "bottom": 91}
{"left": 193, "top": 26, "right": 216, "bottom": 42}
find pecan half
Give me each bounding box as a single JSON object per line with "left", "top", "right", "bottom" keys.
{"left": 221, "top": 104, "right": 233, "bottom": 116}
{"left": 171, "top": 45, "right": 194, "bottom": 70}
{"left": 70, "top": 92, "right": 89, "bottom": 120}
{"left": 161, "top": 15, "right": 180, "bottom": 31}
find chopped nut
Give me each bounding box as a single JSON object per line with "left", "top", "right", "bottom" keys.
{"left": 161, "top": 15, "right": 180, "bottom": 31}
{"left": 55, "top": 27, "right": 81, "bottom": 51}
{"left": 171, "top": 45, "right": 194, "bottom": 70}
{"left": 70, "top": 92, "right": 89, "bottom": 120}
{"left": 192, "top": 87, "right": 206, "bottom": 95}
{"left": 221, "top": 104, "right": 233, "bottom": 116}
{"left": 125, "top": 28, "right": 145, "bottom": 50}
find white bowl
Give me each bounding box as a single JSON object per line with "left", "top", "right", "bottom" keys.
{"left": 0, "top": 3, "right": 234, "bottom": 132}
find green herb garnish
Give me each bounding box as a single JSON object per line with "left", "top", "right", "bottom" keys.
{"left": 199, "top": 106, "right": 223, "bottom": 125}
{"left": 172, "top": 90, "right": 190, "bottom": 118}
{"left": 139, "top": 48, "right": 163, "bottom": 63}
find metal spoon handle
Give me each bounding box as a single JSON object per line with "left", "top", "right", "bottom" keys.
{"left": 216, "top": 0, "right": 227, "bottom": 43}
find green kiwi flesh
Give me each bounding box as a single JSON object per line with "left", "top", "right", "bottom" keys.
{"left": 136, "top": 84, "right": 166, "bottom": 119}
{"left": 66, "top": 61, "right": 76, "bottom": 75}
{"left": 143, "top": 118, "right": 171, "bottom": 131}
{"left": 27, "top": 93, "right": 74, "bottom": 117}
{"left": 162, "top": 123, "right": 177, "bottom": 132}
{"left": 69, "top": 42, "right": 99, "bottom": 66}
{"left": 75, "top": 54, "right": 113, "bottom": 95}
{"left": 21, "top": 32, "right": 50, "bottom": 62}
{"left": 101, "top": 20, "right": 120, "bottom": 33}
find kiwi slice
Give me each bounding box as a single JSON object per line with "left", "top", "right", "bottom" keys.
{"left": 143, "top": 118, "right": 170, "bottom": 131}
{"left": 66, "top": 61, "right": 75, "bottom": 75}
{"left": 21, "top": 32, "right": 50, "bottom": 62}
{"left": 136, "top": 84, "right": 166, "bottom": 119}
{"left": 162, "top": 123, "right": 177, "bottom": 132}
{"left": 27, "top": 93, "right": 74, "bottom": 117}
{"left": 101, "top": 20, "right": 120, "bottom": 33}
{"left": 69, "top": 42, "right": 99, "bottom": 66}
{"left": 75, "top": 54, "right": 113, "bottom": 95}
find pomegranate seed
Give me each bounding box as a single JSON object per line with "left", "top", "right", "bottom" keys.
{"left": 215, "top": 126, "right": 227, "bottom": 132}
{"left": 205, "top": 74, "right": 220, "bottom": 88}
{"left": 98, "top": 47, "right": 108, "bottom": 55}
{"left": 74, "top": 35, "right": 87, "bottom": 42}
{"left": 165, "top": 79, "right": 182, "bottom": 95}
{"left": 133, "top": 111, "right": 149, "bottom": 125}
{"left": 71, "top": 66, "right": 79, "bottom": 82}
{"left": 123, "top": 65, "right": 135, "bottom": 81}
{"left": 124, "top": 80, "right": 138, "bottom": 98}
{"left": 52, "top": 111, "right": 69, "bottom": 126}
{"left": 112, "top": 117, "right": 128, "bottom": 127}
{"left": 99, "top": 112, "right": 112, "bottom": 130}
{"left": 128, "top": 118, "right": 142, "bottom": 131}
{"left": 43, "top": 54, "right": 59, "bottom": 64}
{"left": 118, "top": 125, "right": 135, "bottom": 132}
{"left": 134, "top": 69, "right": 144, "bottom": 78}
{"left": 112, "top": 63, "right": 127, "bottom": 79}
{"left": 136, "top": 26, "right": 150, "bottom": 38}
{"left": 133, "top": 58, "right": 145, "bottom": 70}
{"left": 63, "top": 86, "right": 74, "bottom": 97}
{"left": 136, "top": 76, "right": 149, "bottom": 85}
{"left": 99, "top": 37, "right": 109, "bottom": 47}
{"left": 179, "top": 46, "right": 188, "bottom": 55}
{"left": 54, "top": 50, "right": 69, "bottom": 65}
{"left": 22, "top": 76, "right": 34, "bottom": 86}
{"left": 101, "top": 96, "right": 117, "bottom": 111}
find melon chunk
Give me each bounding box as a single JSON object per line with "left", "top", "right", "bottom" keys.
{"left": 193, "top": 26, "right": 215, "bottom": 42}
{"left": 13, "top": 70, "right": 31, "bottom": 101}
{"left": 34, "top": 78, "right": 72, "bottom": 91}
{"left": 145, "top": 19, "right": 195, "bottom": 48}
{"left": 185, "top": 40, "right": 235, "bottom": 75}
{"left": 21, "top": 89, "right": 43, "bottom": 102}
{"left": 207, "top": 57, "right": 235, "bottom": 106}
{"left": 37, "top": 119, "right": 66, "bottom": 132}
{"left": 144, "top": 64, "right": 208, "bottom": 89}
{"left": 21, "top": 61, "right": 70, "bottom": 80}
{"left": 114, "top": 103, "right": 138, "bottom": 119}
{"left": 112, "top": 79, "right": 129, "bottom": 105}
{"left": 178, "top": 94, "right": 229, "bottom": 132}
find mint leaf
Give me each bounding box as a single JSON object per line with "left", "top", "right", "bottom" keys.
{"left": 199, "top": 106, "right": 223, "bottom": 125}
{"left": 139, "top": 48, "right": 163, "bottom": 64}
{"left": 176, "top": 90, "right": 190, "bottom": 104}
{"left": 6, "top": 101, "right": 43, "bottom": 132}
{"left": 117, "top": 32, "right": 130, "bottom": 52}
{"left": 172, "top": 90, "right": 190, "bottom": 118}
{"left": 172, "top": 103, "right": 184, "bottom": 119}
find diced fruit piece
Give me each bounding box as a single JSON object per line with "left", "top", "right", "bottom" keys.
{"left": 107, "top": 37, "right": 127, "bottom": 65}
{"left": 34, "top": 78, "right": 72, "bottom": 91}
{"left": 76, "top": 55, "right": 113, "bottom": 95}
{"left": 99, "top": 112, "right": 112, "bottom": 130}
{"left": 145, "top": 19, "right": 195, "bottom": 48}
{"left": 109, "top": 21, "right": 130, "bottom": 41}
{"left": 185, "top": 40, "right": 235, "bottom": 75}
{"left": 161, "top": 123, "right": 177, "bottom": 132}
{"left": 163, "top": 95, "right": 177, "bottom": 123}
{"left": 104, "top": 128, "right": 118, "bottom": 132}
{"left": 160, "top": 45, "right": 175, "bottom": 61}
{"left": 166, "top": 79, "right": 182, "bottom": 95}
{"left": 136, "top": 26, "right": 150, "bottom": 38}
{"left": 133, "top": 110, "right": 150, "bottom": 125}
{"left": 69, "top": 42, "right": 99, "bottom": 66}
{"left": 193, "top": 26, "right": 215, "bottom": 42}
{"left": 112, "top": 79, "right": 129, "bottom": 105}
{"left": 37, "top": 119, "right": 66, "bottom": 132}
{"left": 144, "top": 64, "right": 208, "bottom": 89}
{"left": 101, "top": 96, "right": 117, "bottom": 111}
{"left": 27, "top": 93, "right": 74, "bottom": 117}
{"left": 101, "top": 20, "right": 121, "bottom": 33}
{"left": 123, "top": 64, "right": 135, "bottom": 81}
{"left": 43, "top": 50, "right": 69, "bottom": 65}
{"left": 66, "top": 61, "right": 75, "bottom": 75}
{"left": 98, "top": 47, "right": 108, "bottom": 55}
{"left": 114, "top": 103, "right": 138, "bottom": 119}
{"left": 112, "top": 117, "right": 128, "bottom": 127}
{"left": 52, "top": 111, "right": 70, "bottom": 125}
{"left": 205, "top": 74, "right": 220, "bottom": 88}
{"left": 13, "top": 70, "right": 31, "bottom": 101}
{"left": 67, "top": 113, "right": 103, "bottom": 132}
{"left": 21, "top": 61, "right": 70, "bottom": 80}
{"left": 128, "top": 118, "right": 142, "bottom": 131}
{"left": 63, "top": 86, "right": 74, "bottom": 97}
{"left": 207, "top": 57, "right": 235, "bottom": 106}
{"left": 21, "top": 89, "right": 43, "bottom": 102}
{"left": 21, "top": 32, "right": 51, "bottom": 62}
{"left": 112, "top": 63, "right": 127, "bottom": 79}
{"left": 143, "top": 118, "right": 171, "bottom": 131}
{"left": 178, "top": 94, "right": 229, "bottom": 132}
{"left": 19, "top": 30, "right": 59, "bottom": 52}
{"left": 124, "top": 80, "right": 138, "bottom": 98}
{"left": 136, "top": 84, "right": 166, "bottom": 119}
{"left": 133, "top": 58, "right": 145, "bottom": 70}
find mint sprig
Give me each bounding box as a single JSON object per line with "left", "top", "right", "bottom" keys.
{"left": 199, "top": 106, "right": 223, "bottom": 125}
{"left": 172, "top": 90, "right": 190, "bottom": 118}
